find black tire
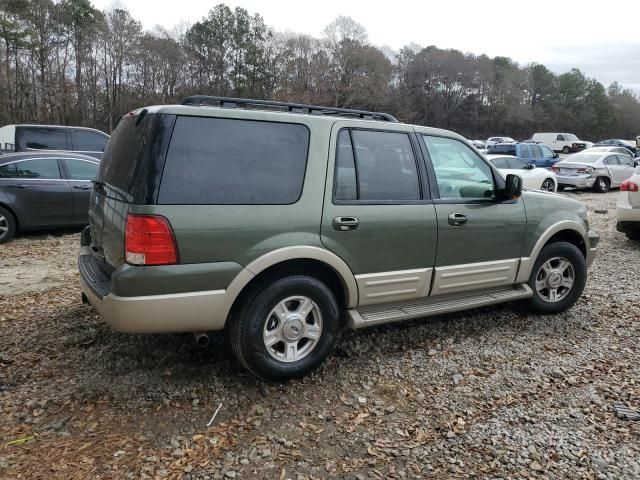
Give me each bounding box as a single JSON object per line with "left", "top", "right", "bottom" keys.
{"left": 593, "top": 176, "right": 610, "bottom": 193}
{"left": 229, "top": 275, "right": 340, "bottom": 381}
{"left": 557, "top": 185, "right": 566, "bottom": 192}
{"left": 0, "top": 206, "right": 16, "bottom": 244}
{"left": 521, "top": 242, "right": 586, "bottom": 314}
{"left": 626, "top": 231, "right": 640, "bottom": 242}
{"left": 541, "top": 178, "right": 556, "bottom": 192}
{"left": 562, "top": 146, "right": 570, "bottom": 154}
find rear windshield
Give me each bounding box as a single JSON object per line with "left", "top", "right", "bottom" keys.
{"left": 487, "top": 144, "right": 516, "bottom": 155}
{"left": 564, "top": 154, "right": 599, "bottom": 164}
{"left": 157, "top": 116, "right": 310, "bottom": 205}
{"left": 98, "top": 112, "right": 175, "bottom": 203}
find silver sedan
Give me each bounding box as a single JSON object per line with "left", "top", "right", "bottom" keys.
{"left": 552, "top": 151, "right": 637, "bottom": 193}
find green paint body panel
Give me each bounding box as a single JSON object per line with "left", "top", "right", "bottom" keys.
{"left": 86, "top": 103, "right": 593, "bottom": 309}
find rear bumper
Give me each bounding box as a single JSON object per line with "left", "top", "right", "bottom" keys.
{"left": 557, "top": 174, "right": 596, "bottom": 189}
{"left": 79, "top": 246, "right": 230, "bottom": 333}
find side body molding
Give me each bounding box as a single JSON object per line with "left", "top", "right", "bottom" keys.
{"left": 515, "top": 220, "right": 589, "bottom": 283}
{"left": 218, "top": 246, "right": 359, "bottom": 327}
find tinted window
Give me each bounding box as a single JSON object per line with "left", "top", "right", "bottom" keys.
{"left": 336, "top": 130, "right": 421, "bottom": 201}
{"left": 519, "top": 144, "right": 531, "bottom": 158}
{"left": 16, "top": 159, "right": 61, "bottom": 179}
{"left": 530, "top": 145, "right": 542, "bottom": 159}
{"left": 334, "top": 130, "right": 357, "bottom": 201}
{"left": 422, "top": 135, "right": 494, "bottom": 200}
{"left": 64, "top": 159, "right": 98, "bottom": 180}
{"left": 17, "top": 128, "right": 67, "bottom": 150}
{"left": 507, "top": 158, "right": 529, "bottom": 169}
{"left": 487, "top": 144, "right": 516, "bottom": 155}
{"left": 490, "top": 158, "right": 509, "bottom": 169}
{"left": 0, "top": 163, "right": 18, "bottom": 178}
{"left": 604, "top": 156, "right": 619, "bottom": 166}
{"left": 158, "top": 116, "right": 309, "bottom": 205}
{"left": 71, "top": 130, "right": 107, "bottom": 152}
{"left": 556, "top": 135, "right": 565, "bottom": 141}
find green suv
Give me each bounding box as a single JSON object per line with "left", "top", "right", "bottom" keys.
{"left": 79, "top": 96, "right": 599, "bottom": 380}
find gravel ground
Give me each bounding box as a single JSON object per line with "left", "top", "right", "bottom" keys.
{"left": 1, "top": 190, "right": 639, "bottom": 479}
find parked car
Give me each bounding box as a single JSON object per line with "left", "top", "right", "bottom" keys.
{"left": 0, "top": 124, "right": 109, "bottom": 159}
{"left": 0, "top": 152, "right": 99, "bottom": 243}
{"left": 486, "top": 142, "right": 559, "bottom": 168}
{"left": 584, "top": 145, "right": 637, "bottom": 158}
{"left": 531, "top": 133, "right": 592, "bottom": 154}
{"left": 470, "top": 140, "right": 487, "bottom": 151}
{"left": 485, "top": 155, "right": 557, "bottom": 191}
{"left": 78, "top": 96, "right": 598, "bottom": 381}
{"left": 593, "top": 139, "right": 637, "bottom": 157}
{"left": 551, "top": 151, "right": 636, "bottom": 192}
{"left": 616, "top": 167, "right": 640, "bottom": 241}
{"left": 486, "top": 136, "right": 516, "bottom": 146}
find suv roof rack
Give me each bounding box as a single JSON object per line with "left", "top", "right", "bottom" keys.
{"left": 181, "top": 95, "right": 398, "bottom": 122}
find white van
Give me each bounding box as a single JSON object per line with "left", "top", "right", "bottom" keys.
{"left": 0, "top": 124, "right": 109, "bottom": 159}
{"left": 531, "top": 133, "right": 592, "bottom": 154}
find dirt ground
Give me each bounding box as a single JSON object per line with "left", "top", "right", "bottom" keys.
{"left": 0, "top": 190, "right": 639, "bottom": 479}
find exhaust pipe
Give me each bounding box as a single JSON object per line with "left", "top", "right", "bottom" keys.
{"left": 194, "top": 332, "right": 210, "bottom": 348}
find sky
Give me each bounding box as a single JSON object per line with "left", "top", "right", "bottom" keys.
{"left": 91, "top": 0, "right": 640, "bottom": 93}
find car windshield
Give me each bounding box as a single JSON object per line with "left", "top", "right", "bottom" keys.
{"left": 564, "top": 134, "right": 579, "bottom": 141}
{"left": 563, "top": 154, "right": 599, "bottom": 164}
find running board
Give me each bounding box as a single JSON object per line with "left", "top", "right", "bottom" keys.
{"left": 347, "top": 284, "right": 533, "bottom": 329}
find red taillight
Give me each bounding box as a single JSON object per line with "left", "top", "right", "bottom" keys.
{"left": 550, "top": 165, "right": 559, "bottom": 173}
{"left": 125, "top": 214, "right": 178, "bottom": 265}
{"left": 621, "top": 179, "right": 639, "bottom": 192}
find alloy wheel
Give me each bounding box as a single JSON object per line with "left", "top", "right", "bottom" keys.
{"left": 0, "top": 213, "right": 8, "bottom": 240}
{"left": 535, "top": 256, "right": 575, "bottom": 303}
{"left": 263, "top": 296, "right": 323, "bottom": 363}
{"left": 541, "top": 179, "right": 555, "bottom": 191}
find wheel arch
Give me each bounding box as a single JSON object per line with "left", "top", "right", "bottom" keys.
{"left": 0, "top": 202, "right": 19, "bottom": 229}
{"left": 516, "top": 221, "right": 588, "bottom": 283}
{"left": 221, "top": 246, "right": 358, "bottom": 327}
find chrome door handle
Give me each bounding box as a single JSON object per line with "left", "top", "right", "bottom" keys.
{"left": 332, "top": 216, "right": 359, "bottom": 231}
{"left": 448, "top": 213, "right": 468, "bottom": 226}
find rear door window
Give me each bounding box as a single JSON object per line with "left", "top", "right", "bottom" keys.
{"left": 530, "top": 145, "right": 542, "bottom": 159}
{"left": 71, "top": 130, "right": 107, "bottom": 152}
{"left": 519, "top": 144, "right": 531, "bottom": 158}
{"left": 158, "top": 116, "right": 310, "bottom": 205}
{"left": 507, "top": 157, "right": 529, "bottom": 170}
{"left": 17, "top": 128, "right": 68, "bottom": 150}
{"left": 15, "top": 159, "right": 61, "bottom": 179}
{"left": 64, "top": 159, "right": 99, "bottom": 180}
{"left": 490, "top": 158, "right": 509, "bottom": 169}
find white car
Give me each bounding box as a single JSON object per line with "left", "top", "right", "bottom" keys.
{"left": 486, "top": 154, "right": 557, "bottom": 192}
{"left": 551, "top": 151, "right": 636, "bottom": 193}
{"left": 616, "top": 167, "right": 640, "bottom": 241}
{"left": 486, "top": 136, "right": 516, "bottom": 147}
{"left": 583, "top": 146, "right": 635, "bottom": 158}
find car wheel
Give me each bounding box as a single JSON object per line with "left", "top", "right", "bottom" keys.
{"left": 0, "top": 206, "right": 16, "bottom": 244}
{"left": 562, "top": 146, "right": 570, "bottom": 154}
{"left": 593, "top": 176, "right": 610, "bottom": 193}
{"left": 541, "top": 178, "right": 556, "bottom": 192}
{"left": 521, "top": 242, "right": 586, "bottom": 314}
{"left": 229, "top": 275, "right": 340, "bottom": 381}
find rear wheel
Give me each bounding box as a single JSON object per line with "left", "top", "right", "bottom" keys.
{"left": 229, "top": 275, "right": 340, "bottom": 381}
{"left": 562, "top": 146, "right": 570, "bottom": 154}
{"left": 521, "top": 242, "right": 586, "bottom": 314}
{"left": 0, "top": 206, "right": 16, "bottom": 244}
{"left": 540, "top": 178, "right": 556, "bottom": 192}
{"left": 593, "top": 176, "right": 610, "bottom": 193}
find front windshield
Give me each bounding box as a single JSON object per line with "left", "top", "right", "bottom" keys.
{"left": 564, "top": 154, "right": 599, "bottom": 164}
{"left": 564, "top": 134, "right": 579, "bottom": 141}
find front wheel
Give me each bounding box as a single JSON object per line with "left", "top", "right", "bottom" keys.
{"left": 593, "top": 176, "right": 610, "bottom": 193}
{"left": 540, "top": 178, "right": 556, "bottom": 192}
{"left": 562, "top": 146, "right": 571, "bottom": 154}
{"left": 229, "top": 275, "right": 340, "bottom": 381}
{"left": 0, "top": 206, "right": 17, "bottom": 244}
{"left": 521, "top": 242, "right": 586, "bottom": 314}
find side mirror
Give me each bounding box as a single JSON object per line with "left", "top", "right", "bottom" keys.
{"left": 528, "top": 163, "right": 536, "bottom": 170}
{"left": 502, "top": 174, "right": 522, "bottom": 199}
{"left": 553, "top": 153, "right": 559, "bottom": 158}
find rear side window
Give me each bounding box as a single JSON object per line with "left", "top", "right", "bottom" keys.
{"left": 15, "top": 159, "right": 61, "bottom": 179}
{"left": 158, "top": 117, "right": 310, "bottom": 205}
{"left": 519, "top": 144, "right": 531, "bottom": 158}
{"left": 0, "top": 163, "right": 18, "bottom": 178}
{"left": 334, "top": 129, "right": 421, "bottom": 202}
{"left": 488, "top": 144, "right": 516, "bottom": 155}
{"left": 71, "top": 130, "right": 107, "bottom": 152}
{"left": 490, "top": 158, "right": 509, "bottom": 169}
{"left": 507, "top": 157, "right": 528, "bottom": 170}
{"left": 530, "top": 145, "right": 542, "bottom": 159}
{"left": 17, "top": 128, "right": 68, "bottom": 150}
